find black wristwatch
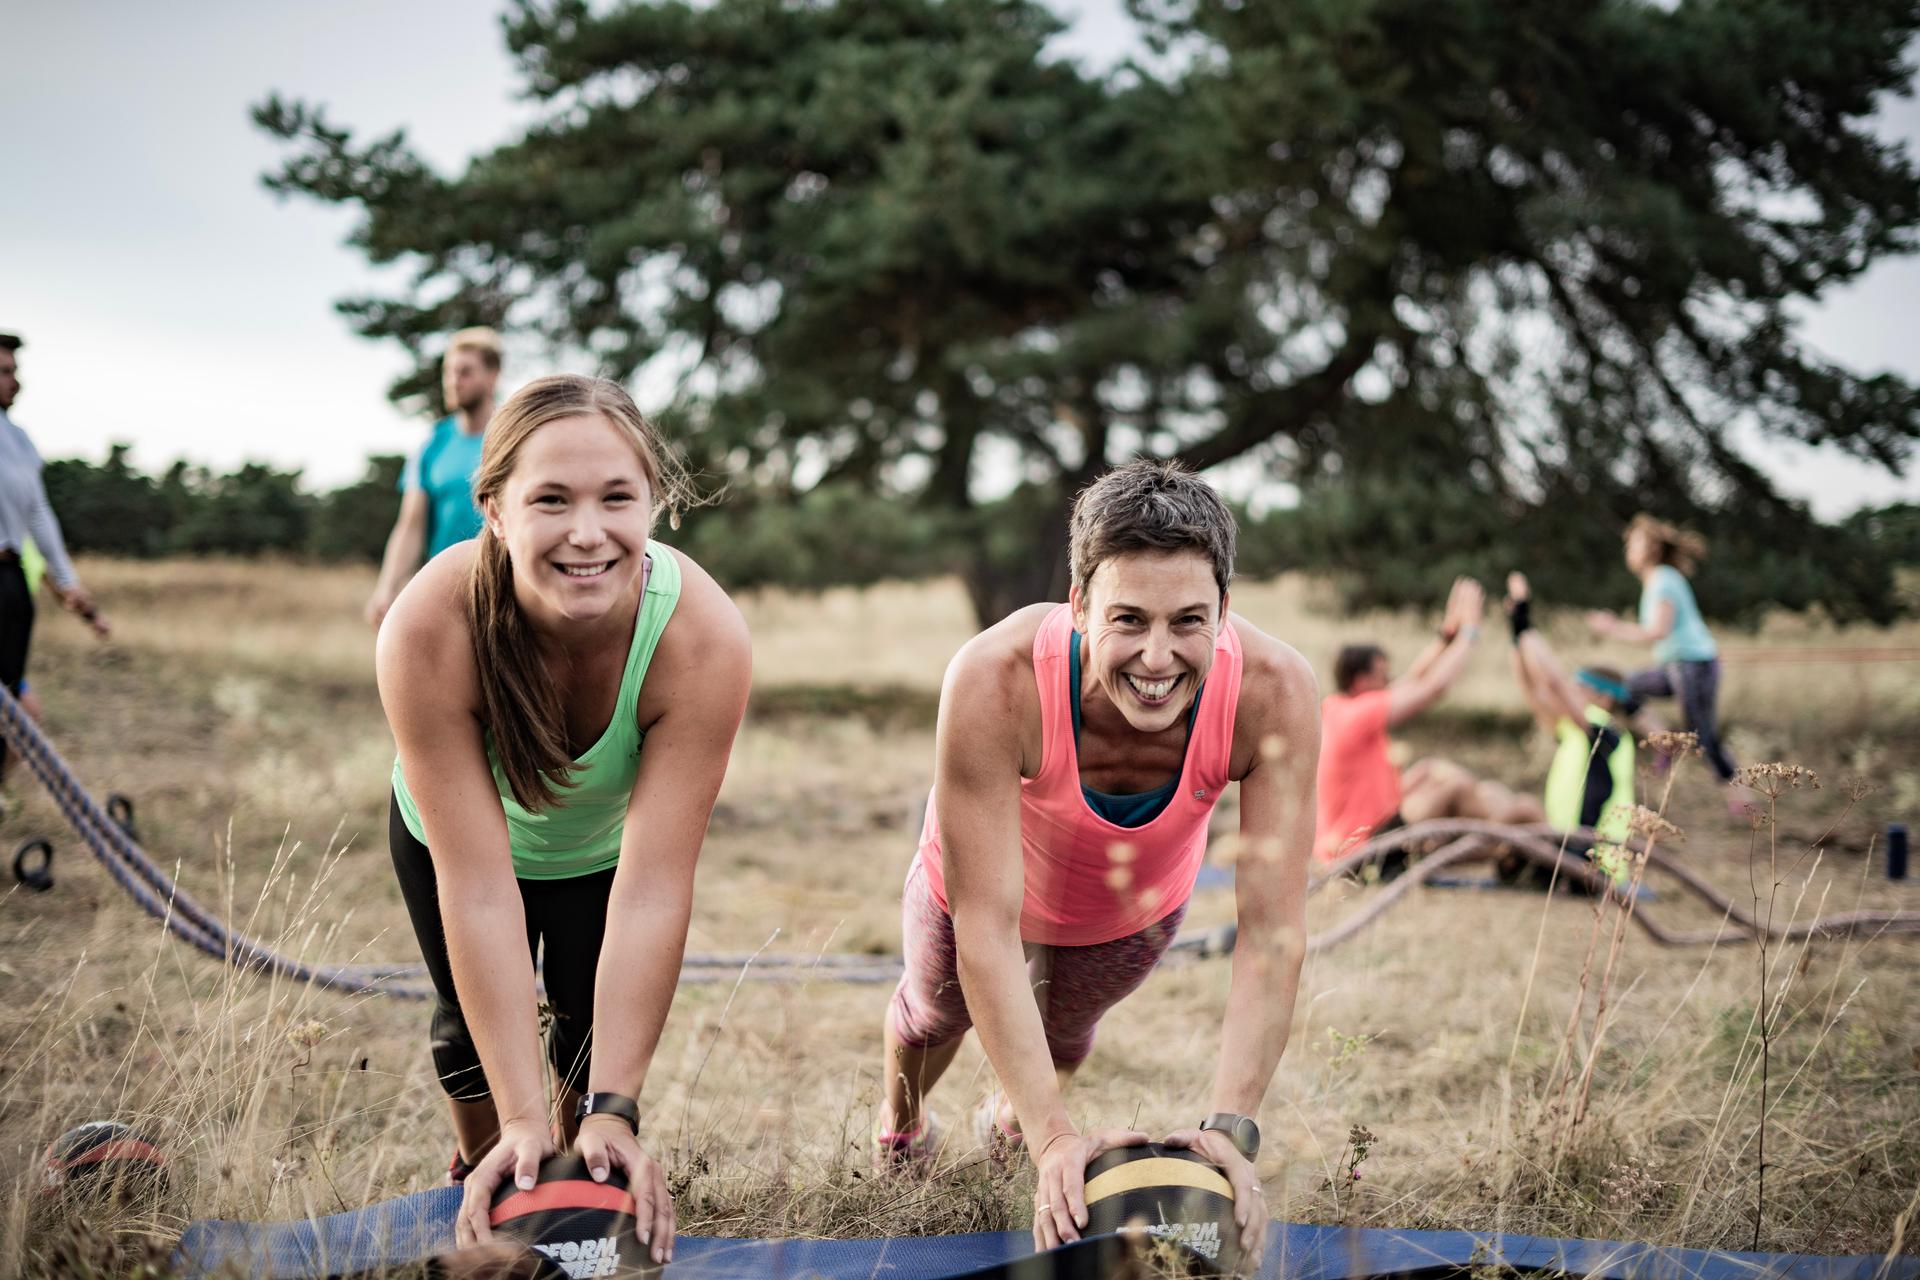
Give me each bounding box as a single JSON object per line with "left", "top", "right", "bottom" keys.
{"left": 1201, "top": 1112, "right": 1261, "bottom": 1160}
{"left": 576, "top": 1092, "right": 640, "bottom": 1134}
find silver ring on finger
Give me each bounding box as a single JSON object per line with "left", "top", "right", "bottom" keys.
{"left": 1036, "top": 1202, "right": 1051, "bottom": 1211}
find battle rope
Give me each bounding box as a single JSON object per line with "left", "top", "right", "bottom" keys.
{"left": 8, "top": 683, "right": 1913, "bottom": 999}
{"left": 0, "top": 686, "right": 901, "bottom": 994}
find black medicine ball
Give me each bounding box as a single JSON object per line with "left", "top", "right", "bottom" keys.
{"left": 489, "top": 1153, "right": 643, "bottom": 1278}
{"left": 1082, "top": 1143, "right": 1241, "bottom": 1277}
{"left": 41, "top": 1120, "right": 169, "bottom": 1202}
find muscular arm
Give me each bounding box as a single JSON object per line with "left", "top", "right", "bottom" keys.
{"left": 1601, "top": 597, "right": 1674, "bottom": 645}
{"left": 376, "top": 555, "right": 546, "bottom": 1129}
{"left": 1399, "top": 635, "right": 1450, "bottom": 685}
{"left": 587, "top": 557, "right": 752, "bottom": 1101}
{"left": 1212, "top": 641, "right": 1318, "bottom": 1116}
{"left": 1386, "top": 628, "right": 1478, "bottom": 728}
{"left": 939, "top": 633, "right": 1072, "bottom": 1152}
{"left": 368, "top": 489, "right": 431, "bottom": 627}
{"left": 1513, "top": 630, "right": 1586, "bottom": 729}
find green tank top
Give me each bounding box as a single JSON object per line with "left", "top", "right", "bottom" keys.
{"left": 392, "top": 542, "right": 682, "bottom": 879}
{"left": 1544, "top": 704, "right": 1635, "bottom": 847}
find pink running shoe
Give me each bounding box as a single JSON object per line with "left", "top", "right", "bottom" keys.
{"left": 872, "top": 1111, "right": 942, "bottom": 1172}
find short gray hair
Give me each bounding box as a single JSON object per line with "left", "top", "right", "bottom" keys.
{"left": 1068, "top": 459, "right": 1237, "bottom": 599}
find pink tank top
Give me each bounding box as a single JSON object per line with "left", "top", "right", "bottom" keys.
{"left": 915, "top": 604, "right": 1243, "bottom": 947}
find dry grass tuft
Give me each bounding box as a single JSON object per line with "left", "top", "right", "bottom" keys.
{"left": 1, "top": 560, "right": 1916, "bottom": 1272}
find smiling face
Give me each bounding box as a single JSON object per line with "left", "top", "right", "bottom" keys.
{"left": 1071, "top": 548, "right": 1225, "bottom": 733}
{"left": 485, "top": 413, "right": 654, "bottom": 626}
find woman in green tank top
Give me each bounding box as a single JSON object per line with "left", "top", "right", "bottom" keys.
{"left": 378, "top": 375, "right": 751, "bottom": 1263}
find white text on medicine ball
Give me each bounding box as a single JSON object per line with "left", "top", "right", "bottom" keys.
{"left": 1148, "top": 1220, "right": 1222, "bottom": 1260}
{"left": 532, "top": 1236, "right": 623, "bottom": 1278}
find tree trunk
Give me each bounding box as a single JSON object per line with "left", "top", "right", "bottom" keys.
{"left": 959, "top": 501, "right": 1072, "bottom": 626}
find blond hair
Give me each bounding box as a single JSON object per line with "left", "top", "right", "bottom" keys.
{"left": 1627, "top": 513, "right": 1707, "bottom": 575}
{"left": 446, "top": 326, "right": 503, "bottom": 372}
{"left": 467, "top": 375, "right": 698, "bottom": 810}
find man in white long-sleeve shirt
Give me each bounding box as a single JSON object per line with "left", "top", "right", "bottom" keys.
{"left": 0, "top": 333, "right": 110, "bottom": 778}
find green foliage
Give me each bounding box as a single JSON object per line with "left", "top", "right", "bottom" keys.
{"left": 307, "top": 456, "right": 407, "bottom": 563}
{"left": 1846, "top": 502, "right": 1920, "bottom": 566}
{"left": 42, "top": 449, "right": 369, "bottom": 563}
{"left": 41, "top": 446, "right": 173, "bottom": 557}
{"left": 256, "top": 0, "right": 1920, "bottom": 621}
{"left": 675, "top": 482, "right": 956, "bottom": 591}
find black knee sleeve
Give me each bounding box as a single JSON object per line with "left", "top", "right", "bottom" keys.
{"left": 430, "top": 1000, "right": 492, "bottom": 1102}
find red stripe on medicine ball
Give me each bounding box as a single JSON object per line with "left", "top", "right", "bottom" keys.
{"left": 490, "top": 1179, "right": 637, "bottom": 1225}
{"left": 57, "top": 1140, "right": 167, "bottom": 1170}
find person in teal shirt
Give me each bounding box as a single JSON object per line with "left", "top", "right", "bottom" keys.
{"left": 378, "top": 374, "right": 750, "bottom": 1265}
{"left": 1586, "top": 515, "right": 1738, "bottom": 797}
{"left": 365, "top": 327, "right": 501, "bottom": 628}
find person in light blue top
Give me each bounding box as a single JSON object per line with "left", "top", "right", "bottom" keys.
{"left": 365, "top": 327, "right": 501, "bottom": 627}
{"left": 1587, "top": 514, "right": 1739, "bottom": 794}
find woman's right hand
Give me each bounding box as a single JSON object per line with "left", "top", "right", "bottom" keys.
{"left": 455, "top": 1118, "right": 555, "bottom": 1247}
{"left": 1031, "top": 1126, "right": 1149, "bottom": 1252}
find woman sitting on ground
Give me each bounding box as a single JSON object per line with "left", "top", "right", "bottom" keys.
{"left": 378, "top": 375, "right": 751, "bottom": 1263}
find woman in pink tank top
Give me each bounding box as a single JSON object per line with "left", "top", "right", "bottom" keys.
{"left": 874, "top": 461, "right": 1321, "bottom": 1267}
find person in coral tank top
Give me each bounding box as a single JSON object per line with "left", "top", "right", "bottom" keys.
{"left": 876, "top": 460, "right": 1319, "bottom": 1265}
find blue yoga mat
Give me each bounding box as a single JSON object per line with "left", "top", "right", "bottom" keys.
{"left": 173, "top": 1186, "right": 1916, "bottom": 1280}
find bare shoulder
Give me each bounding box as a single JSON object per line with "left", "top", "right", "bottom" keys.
{"left": 1226, "top": 613, "right": 1320, "bottom": 776}
{"left": 944, "top": 601, "right": 1051, "bottom": 694}
{"left": 649, "top": 545, "right": 751, "bottom": 684}
{"left": 376, "top": 543, "right": 480, "bottom": 710}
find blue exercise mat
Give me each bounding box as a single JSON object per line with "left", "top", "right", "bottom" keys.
{"left": 173, "top": 1187, "right": 1916, "bottom": 1279}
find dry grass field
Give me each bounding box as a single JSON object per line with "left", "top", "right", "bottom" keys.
{"left": 2, "top": 557, "right": 1917, "bottom": 1275}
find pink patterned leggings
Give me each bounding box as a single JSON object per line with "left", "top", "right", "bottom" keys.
{"left": 886, "top": 858, "right": 1189, "bottom": 1066}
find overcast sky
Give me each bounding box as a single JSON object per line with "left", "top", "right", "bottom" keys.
{"left": 4, "top": 1, "right": 1917, "bottom": 519}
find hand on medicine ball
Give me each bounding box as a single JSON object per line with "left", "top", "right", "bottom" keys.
{"left": 1032, "top": 1126, "right": 1150, "bottom": 1252}
{"left": 457, "top": 1119, "right": 555, "bottom": 1248}
{"left": 574, "top": 1115, "right": 675, "bottom": 1267}
{"left": 1161, "top": 1126, "right": 1266, "bottom": 1272}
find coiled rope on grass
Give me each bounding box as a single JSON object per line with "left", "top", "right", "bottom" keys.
{"left": 0, "top": 685, "right": 902, "bottom": 994}
{"left": 7, "top": 683, "right": 1914, "bottom": 999}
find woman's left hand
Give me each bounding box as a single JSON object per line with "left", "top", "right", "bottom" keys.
{"left": 574, "top": 1115, "right": 675, "bottom": 1267}
{"left": 1161, "top": 1126, "right": 1266, "bottom": 1274}
{"left": 1584, "top": 609, "right": 1616, "bottom": 637}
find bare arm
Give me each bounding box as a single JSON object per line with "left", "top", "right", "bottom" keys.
{"left": 1516, "top": 629, "right": 1587, "bottom": 726}
{"left": 1166, "top": 639, "right": 1318, "bottom": 1263}
{"left": 1386, "top": 628, "right": 1479, "bottom": 727}
{"left": 576, "top": 556, "right": 751, "bottom": 1266}
{"left": 1386, "top": 578, "right": 1485, "bottom": 727}
{"left": 375, "top": 554, "right": 547, "bottom": 1130}
{"left": 940, "top": 638, "right": 1064, "bottom": 1150}
{"left": 587, "top": 559, "right": 751, "bottom": 1101}
{"left": 1211, "top": 647, "right": 1316, "bottom": 1118}
{"left": 1589, "top": 597, "right": 1673, "bottom": 645}
{"left": 368, "top": 488, "right": 431, "bottom": 628}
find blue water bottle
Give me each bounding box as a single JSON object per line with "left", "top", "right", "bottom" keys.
{"left": 1889, "top": 823, "right": 1908, "bottom": 881}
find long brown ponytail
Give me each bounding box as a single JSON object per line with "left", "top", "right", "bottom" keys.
{"left": 466, "top": 374, "right": 699, "bottom": 811}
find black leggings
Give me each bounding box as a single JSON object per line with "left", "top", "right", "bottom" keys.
{"left": 1628, "top": 659, "right": 1737, "bottom": 782}
{"left": 389, "top": 795, "right": 615, "bottom": 1102}
{"left": 0, "top": 559, "right": 34, "bottom": 774}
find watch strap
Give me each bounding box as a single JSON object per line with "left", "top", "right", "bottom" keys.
{"left": 576, "top": 1092, "right": 640, "bottom": 1134}
{"left": 1201, "top": 1111, "right": 1260, "bottom": 1159}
